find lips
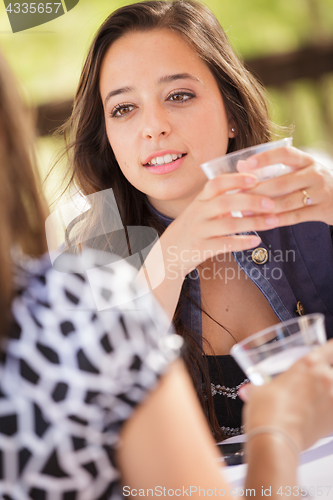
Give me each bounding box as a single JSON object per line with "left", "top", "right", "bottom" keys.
{"left": 143, "top": 151, "right": 186, "bottom": 167}
{"left": 143, "top": 153, "right": 186, "bottom": 175}
{"left": 146, "top": 153, "right": 184, "bottom": 166}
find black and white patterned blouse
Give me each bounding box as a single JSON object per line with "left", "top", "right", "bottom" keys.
{"left": 0, "top": 251, "right": 181, "bottom": 499}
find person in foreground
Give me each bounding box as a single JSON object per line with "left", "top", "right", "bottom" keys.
{"left": 1, "top": 49, "right": 333, "bottom": 500}
{"left": 60, "top": 0, "right": 333, "bottom": 439}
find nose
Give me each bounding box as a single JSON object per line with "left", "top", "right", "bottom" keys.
{"left": 141, "top": 102, "right": 171, "bottom": 140}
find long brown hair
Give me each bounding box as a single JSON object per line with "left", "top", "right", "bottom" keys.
{"left": 0, "top": 52, "right": 48, "bottom": 341}
{"left": 61, "top": 0, "right": 273, "bottom": 439}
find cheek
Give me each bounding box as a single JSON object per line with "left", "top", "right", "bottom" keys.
{"left": 106, "top": 127, "right": 129, "bottom": 166}
{"left": 202, "top": 108, "right": 230, "bottom": 152}
{"left": 194, "top": 113, "right": 229, "bottom": 153}
{"left": 106, "top": 128, "right": 138, "bottom": 186}
{"left": 197, "top": 100, "right": 228, "bottom": 132}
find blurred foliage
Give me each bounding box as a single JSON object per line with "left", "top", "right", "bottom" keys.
{"left": 1, "top": 0, "right": 333, "bottom": 200}
{"left": 1, "top": 0, "right": 333, "bottom": 105}
{"left": 212, "top": 0, "right": 333, "bottom": 57}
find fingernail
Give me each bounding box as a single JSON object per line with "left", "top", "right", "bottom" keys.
{"left": 265, "top": 216, "right": 279, "bottom": 226}
{"left": 246, "top": 158, "right": 258, "bottom": 169}
{"left": 261, "top": 198, "right": 275, "bottom": 209}
{"left": 245, "top": 176, "right": 257, "bottom": 185}
{"left": 238, "top": 383, "right": 250, "bottom": 401}
{"left": 237, "top": 160, "right": 248, "bottom": 171}
{"left": 251, "top": 236, "right": 261, "bottom": 246}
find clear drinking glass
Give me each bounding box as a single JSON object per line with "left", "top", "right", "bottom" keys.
{"left": 200, "top": 138, "right": 293, "bottom": 218}
{"left": 201, "top": 137, "right": 293, "bottom": 180}
{"left": 230, "top": 313, "right": 327, "bottom": 386}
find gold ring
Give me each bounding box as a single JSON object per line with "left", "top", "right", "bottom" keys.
{"left": 302, "top": 189, "right": 312, "bottom": 207}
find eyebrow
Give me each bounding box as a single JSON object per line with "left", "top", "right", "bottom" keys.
{"left": 103, "top": 73, "right": 200, "bottom": 106}
{"left": 104, "top": 86, "right": 133, "bottom": 106}
{"left": 158, "top": 73, "right": 200, "bottom": 85}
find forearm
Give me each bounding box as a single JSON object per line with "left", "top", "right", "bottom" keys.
{"left": 245, "top": 434, "right": 298, "bottom": 499}
{"left": 137, "top": 236, "right": 186, "bottom": 322}
{"left": 119, "top": 360, "right": 231, "bottom": 498}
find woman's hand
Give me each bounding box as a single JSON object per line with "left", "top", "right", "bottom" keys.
{"left": 159, "top": 172, "right": 282, "bottom": 277}
{"left": 241, "top": 339, "right": 333, "bottom": 452}
{"left": 239, "top": 145, "right": 333, "bottom": 227}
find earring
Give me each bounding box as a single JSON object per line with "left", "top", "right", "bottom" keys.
{"left": 231, "top": 127, "right": 235, "bottom": 133}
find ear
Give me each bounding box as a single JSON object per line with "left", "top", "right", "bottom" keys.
{"left": 228, "top": 122, "right": 237, "bottom": 138}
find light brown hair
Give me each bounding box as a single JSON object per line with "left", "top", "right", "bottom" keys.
{"left": 0, "top": 51, "right": 48, "bottom": 340}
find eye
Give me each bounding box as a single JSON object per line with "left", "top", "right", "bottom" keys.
{"left": 167, "top": 90, "right": 195, "bottom": 103}
{"left": 111, "top": 103, "right": 136, "bottom": 118}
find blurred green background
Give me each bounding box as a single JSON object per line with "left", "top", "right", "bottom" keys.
{"left": 1, "top": 0, "right": 333, "bottom": 206}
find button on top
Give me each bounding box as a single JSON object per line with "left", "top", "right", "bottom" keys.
{"left": 251, "top": 247, "right": 268, "bottom": 265}
{"left": 296, "top": 301, "right": 305, "bottom": 316}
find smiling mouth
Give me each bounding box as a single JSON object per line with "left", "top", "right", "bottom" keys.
{"left": 144, "top": 153, "right": 186, "bottom": 167}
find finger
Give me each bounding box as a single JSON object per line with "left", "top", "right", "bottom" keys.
{"left": 308, "top": 339, "right": 333, "bottom": 366}
{"left": 202, "top": 213, "right": 279, "bottom": 238}
{"left": 248, "top": 166, "right": 317, "bottom": 198}
{"left": 238, "top": 146, "right": 314, "bottom": 172}
{"left": 208, "top": 192, "right": 275, "bottom": 218}
{"left": 206, "top": 234, "right": 262, "bottom": 255}
{"left": 271, "top": 205, "right": 322, "bottom": 227}
{"left": 238, "top": 382, "right": 253, "bottom": 402}
{"left": 198, "top": 173, "right": 258, "bottom": 201}
{"left": 269, "top": 188, "right": 316, "bottom": 215}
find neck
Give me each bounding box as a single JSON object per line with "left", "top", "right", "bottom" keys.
{"left": 147, "top": 187, "right": 202, "bottom": 219}
{"left": 146, "top": 198, "right": 185, "bottom": 219}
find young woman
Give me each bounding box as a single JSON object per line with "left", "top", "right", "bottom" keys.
{"left": 61, "top": 0, "right": 333, "bottom": 439}
{"left": 1, "top": 46, "right": 333, "bottom": 500}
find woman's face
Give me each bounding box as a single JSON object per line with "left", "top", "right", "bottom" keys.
{"left": 99, "top": 29, "right": 234, "bottom": 217}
